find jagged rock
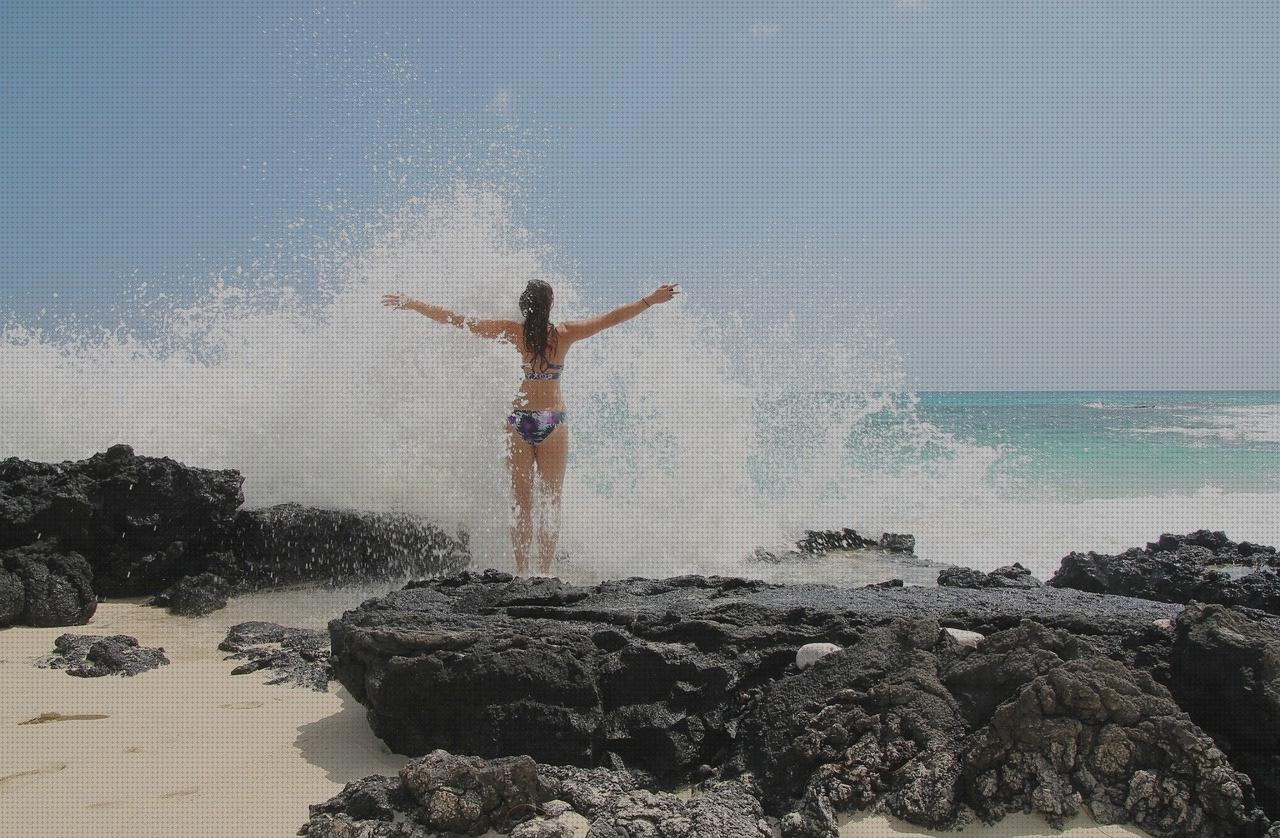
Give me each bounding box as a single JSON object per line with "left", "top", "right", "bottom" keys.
{"left": 794, "top": 530, "right": 915, "bottom": 556}
{"left": 584, "top": 781, "right": 769, "bottom": 838}
{"left": 963, "top": 656, "right": 1268, "bottom": 837}
{"left": 796, "top": 528, "right": 879, "bottom": 554}
{"left": 1169, "top": 602, "right": 1280, "bottom": 821}
{"left": 398, "top": 750, "right": 544, "bottom": 835}
{"left": 865, "top": 578, "right": 903, "bottom": 588}
{"left": 317, "top": 572, "right": 1273, "bottom": 838}
{"left": 1049, "top": 532, "right": 1280, "bottom": 614}
{"left": 0, "top": 542, "right": 96, "bottom": 626}
{"left": 731, "top": 615, "right": 1269, "bottom": 837}
{"left": 300, "top": 755, "right": 767, "bottom": 838}
{"left": 151, "top": 572, "right": 231, "bottom": 616}
{"left": 878, "top": 533, "right": 915, "bottom": 554}
{"left": 0, "top": 565, "right": 23, "bottom": 624}
{"left": 330, "top": 572, "right": 1181, "bottom": 789}
{"left": 1, "top": 448, "right": 471, "bottom": 600}
{"left": 220, "top": 621, "right": 332, "bottom": 691}
{"left": 796, "top": 643, "right": 843, "bottom": 670}
{"left": 731, "top": 619, "right": 967, "bottom": 836}
{"left": 510, "top": 818, "right": 578, "bottom": 838}
{"left": 222, "top": 502, "right": 470, "bottom": 588}
{"left": 37, "top": 633, "right": 169, "bottom": 677}
{"left": 0, "top": 444, "right": 244, "bottom": 595}
{"left": 937, "top": 562, "right": 1041, "bottom": 590}
{"left": 941, "top": 621, "right": 1098, "bottom": 728}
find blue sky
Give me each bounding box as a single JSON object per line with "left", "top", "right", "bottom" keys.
{"left": 2, "top": 0, "right": 1277, "bottom": 388}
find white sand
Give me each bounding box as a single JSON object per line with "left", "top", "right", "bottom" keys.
{"left": 0, "top": 587, "right": 408, "bottom": 838}
{"left": 0, "top": 587, "right": 1155, "bottom": 838}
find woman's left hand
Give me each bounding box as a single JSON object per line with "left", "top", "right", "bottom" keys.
{"left": 382, "top": 292, "right": 411, "bottom": 309}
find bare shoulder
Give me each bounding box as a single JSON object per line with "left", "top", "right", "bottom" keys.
{"left": 554, "top": 322, "right": 576, "bottom": 352}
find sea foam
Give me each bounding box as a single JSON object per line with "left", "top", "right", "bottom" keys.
{"left": 3, "top": 185, "right": 1277, "bottom": 586}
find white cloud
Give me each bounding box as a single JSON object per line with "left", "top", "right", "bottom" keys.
{"left": 487, "top": 88, "right": 512, "bottom": 115}
{"left": 749, "top": 21, "right": 781, "bottom": 38}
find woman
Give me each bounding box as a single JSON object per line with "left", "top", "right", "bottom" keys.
{"left": 382, "top": 280, "right": 679, "bottom": 575}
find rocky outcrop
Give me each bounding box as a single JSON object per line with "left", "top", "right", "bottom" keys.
{"left": 219, "top": 502, "right": 469, "bottom": 589}
{"left": 0, "top": 446, "right": 470, "bottom": 619}
{"left": 796, "top": 529, "right": 916, "bottom": 555}
{"left": 151, "top": 572, "right": 231, "bottom": 617}
{"left": 36, "top": 633, "right": 169, "bottom": 677}
{"left": 0, "top": 444, "right": 243, "bottom": 596}
{"left": 937, "top": 562, "right": 1042, "bottom": 590}
{"left": 1049, "top": 531, "right": 1280, "bottom": 615}
{"left": 963, "top": 656, "right": 1262, "bottom": 837}
{"left": 219, "top": 621, "right": 332, "bottom": 691}
{"left": 300, "top": 751, "right": 770, "bottom": 838}
{"left": 733, "top": 618, "right": 1268, "bottom": 837}
{"left": 0, "top": 542, "right": 96, "bottom": 627}
{"left": 1170, "top": 602, "right": 1280, "bottom": 821}
{"left": 325, "top": 575, "right": 1278, "bottom": 837}
{"left": 326, "top": 571, "right": 1273, "bottom": 835}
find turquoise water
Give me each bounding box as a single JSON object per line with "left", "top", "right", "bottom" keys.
{"left": 912, "top": 391, "right": 1280, "bottom": 501}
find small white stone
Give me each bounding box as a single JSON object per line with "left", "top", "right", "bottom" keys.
{"left": 796, "top": 643, "right": 843, "bottom": 670}
{"left": 1152, "top": 618, "right": 1175, "bottom": 632}
{"left": 942, "top": 627, "right": 984, "bottom": 649}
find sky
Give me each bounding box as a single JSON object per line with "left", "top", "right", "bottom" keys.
{"left": 1, "top": 0, "right": 1277, "bottom": 389}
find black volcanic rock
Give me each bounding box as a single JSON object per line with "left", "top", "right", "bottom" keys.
{"left": 877, "top": 532, "right": 916, "bottom": 554}
{"left": 300, "top": 752, "right": 770, "bottom": 838}
{"left": 1170, "top": 602, "right": 1280, "bottom": 821}
{"left": 0, "top": 444, "right": 244, "bottom": 595}
{"left": 329, "top": 573, "right": 1181, "bottom": 788}
{"left": 221, "top": 502, "right": 469, "bottom": 588}
{"left": 0, "top": 565, "right": 24, "bottom": 624}
{"left": 734, "top": 616, "right": 1266, "bottom": 837}
{"left": 0, "top": 542, "right": 96, "bottom": 627}
{"left": 796, "top": 528, "right": 879, "bottom": 554}
{"left": 37, "top": 633, "right": 169, "bottom": 677}
{"left": 732, "top": 618, "right": 969, "bottom": 834}
{"left": 1049, "top": 531, "right": 1280, "bottom": 615}
{"left": 219, "top": 621, "right": 332, "bottom": 691}
{"left": 151, "top": 572, "right": 231, "bottom": 616}
{"left": 324, "top": 573, "right": 1273, "bottom": 837}
{"left": 795, "top": 529, "right": 915, "bottom": 555}
{"left": 937, "top": 562, "right": 1042, "bottom": 590}
{"left": 963, "top": 656, "right": 1265, "bottom": 837}
{"left": 1, "top": 447, "right": 471, "bottom": 602}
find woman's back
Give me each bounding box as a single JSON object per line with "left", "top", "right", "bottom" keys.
{"left": 514, "top": 324, "right": 569, "bottom": 410}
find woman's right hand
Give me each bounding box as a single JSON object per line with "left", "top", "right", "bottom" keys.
{"left": 382, "top": 292, "right": 412, "bottom": 310}
{"left": 645, "top": 283, "right": 680, "bottom": 305}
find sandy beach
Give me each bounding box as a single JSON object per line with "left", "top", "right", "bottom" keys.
{"left": 0, "top": 588, "right": 408, "bottom": 838}
{"left": 0, "top": 586, "right": 1162, "bottom": 838}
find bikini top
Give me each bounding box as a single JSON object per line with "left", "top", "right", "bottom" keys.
{"left": 522, "top": 360, "right": 563, "bottom": 381}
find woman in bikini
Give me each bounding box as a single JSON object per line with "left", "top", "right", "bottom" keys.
{"left": 382, "top": 279, "right": 679, "bottom": 575}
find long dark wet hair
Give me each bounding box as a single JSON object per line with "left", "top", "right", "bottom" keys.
{"left": 519, "top": 280, "right": 557, "bottom": 372}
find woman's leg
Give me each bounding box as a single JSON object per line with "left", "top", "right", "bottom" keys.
{"left": 532, "top": 423, "right": 569, "bottom": 574}
{"left": 506, "top": 424, "right": 536, "bottom": 575}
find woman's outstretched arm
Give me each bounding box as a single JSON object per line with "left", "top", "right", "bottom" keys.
{"left": 382, "top": 292, "right": 518, "bottom": 341}
{"left": 561, "top": 283, "right": 679, "bottom": 343}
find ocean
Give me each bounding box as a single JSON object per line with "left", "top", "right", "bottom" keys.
{"left": 3, "top": 189, "right": 1276, "bottom": 587}
{"left": 915, "top": 390, "right": 1280, "bottom": 501}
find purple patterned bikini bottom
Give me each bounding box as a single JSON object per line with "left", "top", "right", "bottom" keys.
{"left": 507, "top": 409, "right": 566, "bottom": 446}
